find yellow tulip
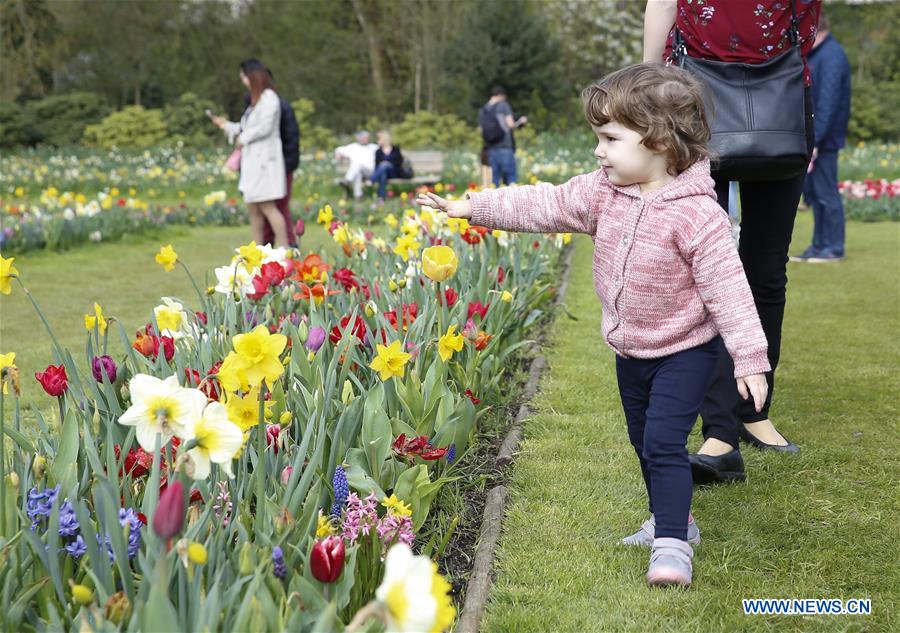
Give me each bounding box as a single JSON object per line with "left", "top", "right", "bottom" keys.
{"left": 422, "top": 245, "right": 458, "bottom": 282}
{"left": 501, "top": 290, "right": 513, "bottom": 302}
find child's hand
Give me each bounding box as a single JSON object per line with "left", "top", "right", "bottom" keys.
{"left": 415, "top": 191, "right": 473, "bottom": 219}
{"left": 736, "top": 374, "right": 768, "bottom": 413}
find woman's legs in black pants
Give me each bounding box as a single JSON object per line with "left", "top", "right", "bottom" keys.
{"left": 698, "top": 173, "right": 806, "bottom": 449}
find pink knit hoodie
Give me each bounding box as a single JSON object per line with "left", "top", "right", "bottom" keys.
{"left": 468, "top": 159, "right": 771, "bottom": 378}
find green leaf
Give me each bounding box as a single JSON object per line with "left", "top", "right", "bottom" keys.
{"left": 50, "top": 408, "right": 79, "bottom": 493}
{"left": 144, "top": 583, "right": 180, "bottom": 632}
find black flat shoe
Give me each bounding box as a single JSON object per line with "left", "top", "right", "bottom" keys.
{"left": 739, "top": 425, "right": 800, "bottom": 453}
{"left": 689, "top": 449, "right": 746, "bottom": 485}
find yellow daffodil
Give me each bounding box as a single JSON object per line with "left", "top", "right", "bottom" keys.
{"left": 186, "top": 402, "right": 243, "bottom": 479}
{"left": 438, "top": 325, "right": 464, "bottom": 362}
{"left": 155, "top": 244, "right": 178, "bottom": 272}
{"left": 0, "top": 351, "right": 16, "bottom": 395}
{"left": 71, "top": 584, "right": 94, "bottom": 606}
{"left": 332, "top": 223, "right": 352, "bottom": 245}
{"left": 316, "top": 511, "right": 337, "bottom": 537}
{"left": 225, "top": 385, "right": 273, "bottom": 432}
{"left": 370, "top": 340, "right": 411, "bottom": 381}
{"left": 1, "top": 254, "right": 19, "bottom": 295}
{"left": 422, "top": 245, "right": 458, "bottom": 282}
{"left": 447, "top": 217, "right": 471, "bottom": 235}
{"left": 118, "top": 374, "right": 206, "bottom": 451}
{"left": 375, "top": 544, "right": 455, "bottom": 633}
{"left": 317, "top": 204, "right": 334, "bottom": 225}
{"left": 384, "top": 213, "right": 399, "bottom": 228}
{"left": 232, "top": 325, "right": 287, "bottom": 387}
{"left": 14, "top": 186, "right": 24, "bottom": 197}
{"left": 500, "top": 290, "right": 513, "bottom": 302}
{"left": 154, "top": 297, "right": 189, "bottom": 338}
{"left": 393, "top": 234, "right": 421, "bottom": 262}
{"left": 84, "top": 302, "right": 108, "bottom": 335}
{"left": 237, "top": 241, "right": 264, "bottom": 272}
{"left": 381, "top": 494, "right": 413, "bottom": 517}
{"left": 216, "top": 351, "right": 250, "bottom": 394}
{"left": 400, "top": 220, "right": 419, "bottom": 237}
{"left": 561, "top": 233, "right": 572, "bottom": 245}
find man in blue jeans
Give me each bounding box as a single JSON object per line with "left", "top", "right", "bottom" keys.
{"left": 793, "top": 12, "right": 851, "bottom": 263}
{"left": 482, "top": 86, "right": 527, "bottom": 187}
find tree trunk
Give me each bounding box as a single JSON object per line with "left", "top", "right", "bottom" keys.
{"left": 415, "top": 58, "right": 421, "bottom": 113}
{"left": 350, "top": 0, "right": 386, "bottom": 113}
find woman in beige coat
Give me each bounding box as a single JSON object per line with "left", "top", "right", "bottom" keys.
{"left": 213, "top": 59, "right": 288, "bottom": 246}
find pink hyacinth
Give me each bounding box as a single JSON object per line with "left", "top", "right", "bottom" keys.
{"left": 341, "top": 492, "right": 379, "bottom": 546}
{"left": 376, "top": 513, "right": 415, "bottom": 552}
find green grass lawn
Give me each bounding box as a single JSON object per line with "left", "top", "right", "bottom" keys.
{"left": 482, "top": 212, "right": 899, "bottom": 632}
{"left": 1, "top": 224, "right": 335, "bottom": 423}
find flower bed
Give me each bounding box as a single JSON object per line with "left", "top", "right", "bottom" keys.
{"left": 0, "top": 204, "right": 569, "bottom": 630}
{"left": 839, "top": 178, "right": 899, "bottom": 222}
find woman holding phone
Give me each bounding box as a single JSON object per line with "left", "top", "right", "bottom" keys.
{"left": 211, "top": 58, "right": 288, "bottom": 246}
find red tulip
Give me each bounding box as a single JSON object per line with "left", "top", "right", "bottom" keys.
{"left": 443, "top": 287, "right": 458, "bottom": 307}
{"left": 152, "top": 479, "right": 186, "bottom": 540}
{"left": 35, "top": 364, "right": 68, "bottom": 396}
{"left": 310, "top": 536, "right": 345, "bottom": 583}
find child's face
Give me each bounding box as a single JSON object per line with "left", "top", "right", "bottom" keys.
{"left": 592, "top": 122, "right": 670, "bottom": 188}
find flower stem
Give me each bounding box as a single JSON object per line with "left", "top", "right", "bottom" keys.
{"left": 0, "top": 389, "right": 6, "bottom": 534}
{"left": 345, "top": 601, "right": 383, "bottom": 632}
{"left": 255, "top": 382, "right": 267, "bottom": 532}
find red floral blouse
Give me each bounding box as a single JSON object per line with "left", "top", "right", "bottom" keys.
{"left": 664, "top": 0, "right": 821, "bottom": 85}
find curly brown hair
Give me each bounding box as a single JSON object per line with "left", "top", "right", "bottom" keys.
{"left": 582, "top": 63, "right": 711, "bottom": 173}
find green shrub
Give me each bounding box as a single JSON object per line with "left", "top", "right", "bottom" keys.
{"left": 848, "top": 80, "right": 900, "bottom": 142}
{"left": 163, "top": 92, "right": 223, "bottom": 146}
{"left": 0, "top": 100, "right": 33, "bottom": 146}
{"left": 26, "top": 92, "right": 111, "bottom": 146}
{"left": 82, "top": 105, "right": 170, "bottom": 148}
{"left": 291, "top": 98, "right": 337, "bottom": 151}
{"left": 388, "top": 111, "right": 479, "bottom": 150}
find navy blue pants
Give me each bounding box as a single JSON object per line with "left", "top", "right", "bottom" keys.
{"left": 802, "top": 149, "right": 845, "bottom": 257}
{"left": 372, "top": 161, "right": 400, "bottom": 199}
{"left": 616, "top": 337, "right": 720, "bottom": 540}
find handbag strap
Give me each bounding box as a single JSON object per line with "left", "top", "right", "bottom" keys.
{"left": 671, "top": 0, "right": 799, "bottom": 63}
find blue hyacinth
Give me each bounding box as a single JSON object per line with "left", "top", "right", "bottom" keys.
{"left": 64, "top": 534, "right": 88, "bottom": 559}
{"left": 118, "top": 508, "right": 143, "bottom": 559}
{"left": 57, "top": 501, "right": 80, "bottom": 537}
{"left": 272, "top": 546, "right": 287, "bottom": 580}
{"left": 446, "top": 443, "right": 456, "bottom": 465}
{"left": 26, "top": 485, "right": 60, "bottom": 528}
{"left": 331, "top": 465, "right": 349, "bottom": 517}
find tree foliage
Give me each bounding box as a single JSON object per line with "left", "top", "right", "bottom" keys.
{"left": 0, "top": 0, "right": 896, "bottom": 145}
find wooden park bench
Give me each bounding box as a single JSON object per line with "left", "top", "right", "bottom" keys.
{"left": 335, "top": 150, "right": 444, "bottom": 188}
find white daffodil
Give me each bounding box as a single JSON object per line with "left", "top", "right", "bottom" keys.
{"left": 118, "top": 374, "right": 206, "bottom": 451}
{"left": 153, "top": 297, "right": 190, "bottom": 339}
{"left": 259, "top": 243, "right": 290, "bottom": 266}
{"left": 374, "top": 543, "right": 455, "bottom": 633}
{"left": 185, "top": 402, "right": 242, "bottom": 480}
{"left": 214, "top": 263, "right": 253, "bottom": 295}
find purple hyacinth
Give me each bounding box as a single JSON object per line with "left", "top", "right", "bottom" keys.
{"left": 446, "top": 443, "right": 456, "bottom": 465}
{"left": 118, "top": 508, "right": 143, "bottom": 559}
{"left": 64, "top": 534, "right": 88, "bottom": 558}
{"left": 58, "top": 501, "right": 80, "bottom": 537}
{"left": 272, "top": 546, "right": 287, "bottom": 580}
{"left": 96, "top": 533, "right": 115, "bottom": 562}
{"left": 331, "top": 465, "right": 349, "bottom": 517}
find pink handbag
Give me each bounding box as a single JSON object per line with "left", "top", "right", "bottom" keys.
{"left": 225, "top": 147, "right": 242, "bottom": 172}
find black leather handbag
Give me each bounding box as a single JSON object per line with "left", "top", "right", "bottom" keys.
{"left": 672, "top": 0, "right": 810, "bottom": 181}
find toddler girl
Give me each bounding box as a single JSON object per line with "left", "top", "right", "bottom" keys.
{"left": 416, "top": 63, "right": 770, "bottom": 587}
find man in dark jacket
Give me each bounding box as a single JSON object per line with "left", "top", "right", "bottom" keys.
{"left": 794, "top": 12, "right": 851, "bottom": 263}
{"left": 261, "top": 94, "right": 300, "bottom": 247}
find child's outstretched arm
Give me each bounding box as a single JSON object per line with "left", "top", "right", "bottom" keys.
{"left": 415, "top": 171, "right": 604, "bottom": 235}
{"left": 689, "top": 212, "right": 771, "bottom": 411}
